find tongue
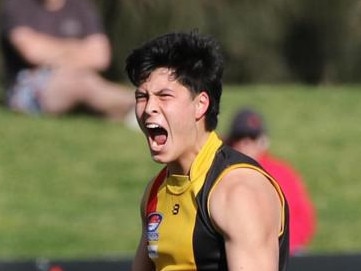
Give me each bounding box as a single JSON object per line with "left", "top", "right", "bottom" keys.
{"left": 154, "top": 134, "right": 167, "bottom": 145}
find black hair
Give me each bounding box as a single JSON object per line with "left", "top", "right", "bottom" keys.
{"left": 125, "top": 30, "right": 224, "bottom": 131}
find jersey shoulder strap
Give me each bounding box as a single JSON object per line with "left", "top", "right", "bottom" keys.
{"left": 196, "top": 144, "right": 262, "bottom": 233}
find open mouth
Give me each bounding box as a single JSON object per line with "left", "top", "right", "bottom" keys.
{"left": 146, "top": 123, "right": 168, "bottom": 146}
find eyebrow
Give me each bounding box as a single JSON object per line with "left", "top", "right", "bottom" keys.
{"left": 135, "top": 88, "right": 146, "bottom": 93}
{"left": 136, "top": 87, "right": 174, "bottom": 94}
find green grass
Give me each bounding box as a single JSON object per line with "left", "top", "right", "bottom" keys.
{"left": 0, "top": 85, "right": 360, "bottom": 260}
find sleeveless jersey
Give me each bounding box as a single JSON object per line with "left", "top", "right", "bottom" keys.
{"left": 144, "top": 132, "right": 289, "bottom": 271}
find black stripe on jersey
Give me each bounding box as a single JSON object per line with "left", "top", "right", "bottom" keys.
{"left": 193, "top": 144, "right": 289, "bottom": 271}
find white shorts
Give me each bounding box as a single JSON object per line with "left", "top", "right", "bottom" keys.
{"left": 7, "top": 68, "right": 51, "bottom": 114}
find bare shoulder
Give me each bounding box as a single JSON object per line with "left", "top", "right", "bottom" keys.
{"left": 209, "top": 167, "right": 282, "bottom": 238}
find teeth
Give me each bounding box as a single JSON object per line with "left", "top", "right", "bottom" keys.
{"left": 146, "top": 123, "right": 161, "bottom": 129}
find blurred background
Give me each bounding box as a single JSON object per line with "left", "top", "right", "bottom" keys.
{"left": 94, "top": 0, "right": 361, "bottom": 85}
{"left": 0, "top": 0, "right": 360, "bottom": 270}
{"left": 2, "top": 0, "right": 361, "bottom": 85}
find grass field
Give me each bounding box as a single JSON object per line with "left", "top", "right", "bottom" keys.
{"left": 0, "top": 85, "right": 360, "bottom": 260}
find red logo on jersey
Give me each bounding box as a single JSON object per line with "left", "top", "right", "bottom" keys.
{"left": 147, "top": 213, "right": 163, "bottom": 232}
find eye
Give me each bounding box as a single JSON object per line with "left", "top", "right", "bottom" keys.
{"left": 158, "top": 90, "right": 174, "bottom": 100}
{"left": 135, "top": 91, "right": 148, "bottom": 101}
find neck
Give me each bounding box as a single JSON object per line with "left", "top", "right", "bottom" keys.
{"left": 167, "top": 131, "right": 211, "bottom": 176}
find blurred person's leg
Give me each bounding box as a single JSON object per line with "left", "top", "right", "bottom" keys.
{"left": 39, "top": 68, "right": 135, "bottom": 122}
{"left": 7, "top": 68, "right": 50, "bottom": 114}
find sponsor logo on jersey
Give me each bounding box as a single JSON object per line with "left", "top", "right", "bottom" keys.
{"left": 148, "top": 212, "right": 162, "bottom": 231}
{"left": 147, "top": 212, "right": 162, "bottom": 241}
{"left": 147, "top": 244, "right": 158, "bottom": 259}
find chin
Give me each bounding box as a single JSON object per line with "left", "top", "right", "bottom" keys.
{"left": 150, "top": 152, "right": 172, "bottom": 165}
{"left": 151, "top": 157, "right": 168, "bottom": 165}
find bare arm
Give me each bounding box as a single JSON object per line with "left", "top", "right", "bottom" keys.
{"left": 210, "top": 168, "right": 282, "bottom": 271}
{"left": 9, "top": 26, "right": 111, "bottom": 70}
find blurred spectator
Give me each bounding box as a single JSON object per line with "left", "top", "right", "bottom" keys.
{"left": 225, "top": 107, "right": 316, "bottom": 255}
{"left": 0, "top": 0, "right": 134, "bottom": 123}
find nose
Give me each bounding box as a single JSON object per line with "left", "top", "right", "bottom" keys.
{"left": 144, "top": 95, "right": 158, "bottom": 115}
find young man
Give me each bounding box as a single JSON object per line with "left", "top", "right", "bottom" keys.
{"left": 125, "top": 31, "right": 289, "bottom": 271}
{"left": 1, "top": 0, "right": 134, "bottom": 122}
{"left": 225, "top": 108, "right": 316, "bottom": 255}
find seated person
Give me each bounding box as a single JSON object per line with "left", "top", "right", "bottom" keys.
{"left": 1, "top": 0, "right": 134, "bottom": 122}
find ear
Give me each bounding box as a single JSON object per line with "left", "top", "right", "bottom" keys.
{"left": 195, "top": 91, "right": 210, "bottom": 120}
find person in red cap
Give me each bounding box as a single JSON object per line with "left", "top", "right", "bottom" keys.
{"left": 225, "top": 107, "right": 316, "bottom": 255}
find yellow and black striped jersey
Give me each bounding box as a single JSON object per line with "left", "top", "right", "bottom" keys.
{"left": 144, "top": 132, "right": 289, "bottom": 271}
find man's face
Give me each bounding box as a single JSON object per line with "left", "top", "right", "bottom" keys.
{"left": 135, "top": 68, "right": 203, "bottom": 165}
